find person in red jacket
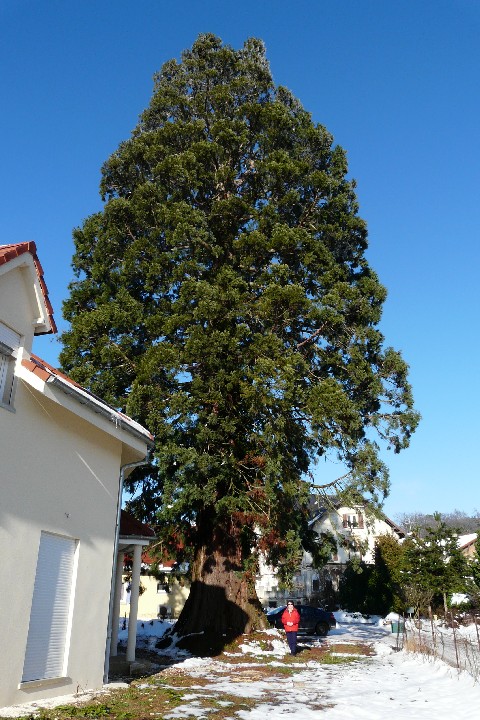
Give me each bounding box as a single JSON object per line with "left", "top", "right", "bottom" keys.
{"left": 281, "top": 601, "right": 300, "bottom": 655}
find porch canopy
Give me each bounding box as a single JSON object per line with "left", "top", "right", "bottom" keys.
{"left": 111, "top": 511, "right": 156, "bottom": 663}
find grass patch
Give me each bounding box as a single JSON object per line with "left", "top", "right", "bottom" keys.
{"left": 12, "top": 685, "right": 187, "bottom": 720}
{"left": 318, "top": 653, "right": 359, "bottom": 665}
{"left": 328, "top": 642, "right": 374, "bottom": 656}
{"left": 0, "top": 637, "right": 376, "bottom": 720}
{"left": 154, "top": 667, "right": 211, "bottom": 687}
{"left": 44, "top": 705, "right": 112, "bottom": 718}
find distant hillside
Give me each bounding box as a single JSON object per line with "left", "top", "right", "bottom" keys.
{"left": 395, "top": 510, "right": 480, "bottom": 535}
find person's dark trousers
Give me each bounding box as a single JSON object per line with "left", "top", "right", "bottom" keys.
{"left": 286, "top": 631, "right": 297, "bottom": 655}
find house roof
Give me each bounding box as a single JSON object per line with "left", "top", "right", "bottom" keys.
{"left": 458, "top": 533, "right": 477, "bottom": 549}
{"left": 21, "top": 353, "right": 154, "bottom": 447}
{"left": 141, "top": 553, "right": 175, "bottom": 568}
{"left": 120, "top": 510, "right": 156, "bottom": 540}
{"left": 381, "top": 515, "right": 406, "bottom": 539}
{"left": 308, "top": 497, "right": 405, "bottom": 538}
{"left": 0, "top": 242, "right": 57, "bottom": 334}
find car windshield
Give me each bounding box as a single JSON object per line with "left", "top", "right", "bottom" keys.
{"left": 267, "top": 606, "right": 286, "bottom": 614}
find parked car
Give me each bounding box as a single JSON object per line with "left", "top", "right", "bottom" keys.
{"left": 266, "top": 605, "right": 336, "bottom": 637}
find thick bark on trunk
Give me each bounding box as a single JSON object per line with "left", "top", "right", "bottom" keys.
{"left": 174, "top": 522, "right": 268, "bottom": 641}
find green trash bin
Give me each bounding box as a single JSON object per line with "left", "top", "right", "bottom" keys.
{"left": 391, "top": 621, "right": 405, "bottom": 634}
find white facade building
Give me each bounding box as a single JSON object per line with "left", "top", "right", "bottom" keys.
{"left": 256, "top": 503, "right": 404, "bottom": 607}
{"left": 0, "top": 242, "right": 153, "bottom": 710}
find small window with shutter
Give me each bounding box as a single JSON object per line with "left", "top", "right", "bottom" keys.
{"left": 343, "top": 514, "right": 358, "bottom": 528}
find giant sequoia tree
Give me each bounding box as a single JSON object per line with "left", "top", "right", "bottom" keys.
{"left": 60, "top": 34, "right": 419, "bottom": 639}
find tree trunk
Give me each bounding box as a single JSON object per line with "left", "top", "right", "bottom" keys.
{"left": 174, "top": 521, "right": 268, "bottom": 644}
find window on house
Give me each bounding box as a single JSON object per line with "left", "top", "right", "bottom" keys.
{"left": 342, "top": 513, "right": 364, "bottom": 529}
{"left": 343, "top": 514, "right": 357, "bottom": 528}
{"left": 22, "top": 532, "right": 77, "bottom": 683}
{"left": 0, "top": 323, "right": 21, "bottom": 410}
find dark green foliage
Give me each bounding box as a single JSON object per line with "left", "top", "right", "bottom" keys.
{"left": 402, "top": 513, "right": 468, "bottom": 613}
{"left": 367, "top": 534, "right": 406, "bottom": 614}
{"left": 338, "top": 535, "right": 405, "bottom": 615}
{"left": 338, "top": 559, "right": 372, "bottom": 614}
{"left": 60, "top": 34, "right": 419, "bottom": 629}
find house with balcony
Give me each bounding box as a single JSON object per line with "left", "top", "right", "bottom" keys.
{"left": 256, "top": 500, "right": 405, "bottom": 608}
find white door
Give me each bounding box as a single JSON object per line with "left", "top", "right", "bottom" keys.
{"left": 22, "top": 532, "right": 77, "bottom": 682}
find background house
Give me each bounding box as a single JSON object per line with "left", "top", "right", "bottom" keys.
{"left": 118, "top": 548, "right": 190, "bottom": 623}
{"left": 0, "top": 243, "right": 153, "bottom": 710}
{"left": 458, "top": 533, "right": 478, "bottom": 559}
{"left": 256, "top": 501, "right": 405, "bottom": 608}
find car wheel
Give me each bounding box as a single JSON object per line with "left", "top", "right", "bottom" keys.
{"left": 315, "top": 622, "right": 329, "bottom": 637}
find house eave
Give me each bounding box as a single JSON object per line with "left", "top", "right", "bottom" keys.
{"left": 18, "top": 359, "right": 154, "bottom": 453}
{"left": 46, "top": 374, "right": 154, "bottom": 448}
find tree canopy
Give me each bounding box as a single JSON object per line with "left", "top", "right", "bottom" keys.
{"left": 401, "top": 513, "right": 468, "bottom": 613}
{"left": 60, "top": 34, "right": 419, "bottom": 639}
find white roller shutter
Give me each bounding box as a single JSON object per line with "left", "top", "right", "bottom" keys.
{"left": 0, "top": 353, "right": 8, "bottom": 397}
{"left": 0, "top": 322, "right": 21, "bottom": 350}
{"left": 22, "top": 533, "right": 77, "bottom": 682}
{"left": 0, "top": 322, "right": 20, "bottom": 405}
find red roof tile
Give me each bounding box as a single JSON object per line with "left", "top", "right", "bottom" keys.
{"left": 25, "top": 353, "right": 84, "bottom": 388}
{"left": 0, "top": 242, "right": 57, "bottom": 334}
{"left": 120, "top": 510, "right": 156, "bottom": 539}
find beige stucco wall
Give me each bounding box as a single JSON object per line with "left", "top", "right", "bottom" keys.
{"left": 119, "top": 574, "right": 190, "bottom": 621}
{"left": 0, "top": 383, "right": 124, "bottom": 708}
{"left": 0, "top": 262, "right": 41, "bottom": 351}
{"left": 0, "top": 260, "right": 150, "bottom": 709}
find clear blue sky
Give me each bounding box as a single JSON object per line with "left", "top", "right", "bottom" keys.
{"left": 1, "top": 0, "right": 478, "bottom": 520}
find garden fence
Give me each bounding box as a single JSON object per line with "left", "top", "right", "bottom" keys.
{"left": 392, "top": 613, "right": 480, "bottom": 682}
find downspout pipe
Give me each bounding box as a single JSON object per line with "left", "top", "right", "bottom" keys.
{"left": 103, "top": 452, "right": 151, "bottom": 683}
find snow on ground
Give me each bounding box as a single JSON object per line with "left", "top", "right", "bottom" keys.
{"left": 2, "top": 613, "right": 480, "bottom": 719}
{"left": 311, "top": 613, "right": 480, "bottom": 720}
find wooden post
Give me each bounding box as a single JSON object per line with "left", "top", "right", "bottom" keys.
{"left": 450, "top": 611, "right": 460, "bottom": 670}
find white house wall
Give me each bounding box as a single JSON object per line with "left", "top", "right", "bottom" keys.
{"left": 0, "top": 384, "right": 126, "bottom": 708}
{"left": 316, "top": 506, "right": 399, "bottom": 565}
{"left": 0, "top": 265, "right": 36, "bottom": 352}
{"left": 0, "top": 254, "right": 151, "bottom": 710}
{"left": 255, "top": 507, "right": 402, "bottom": 605}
